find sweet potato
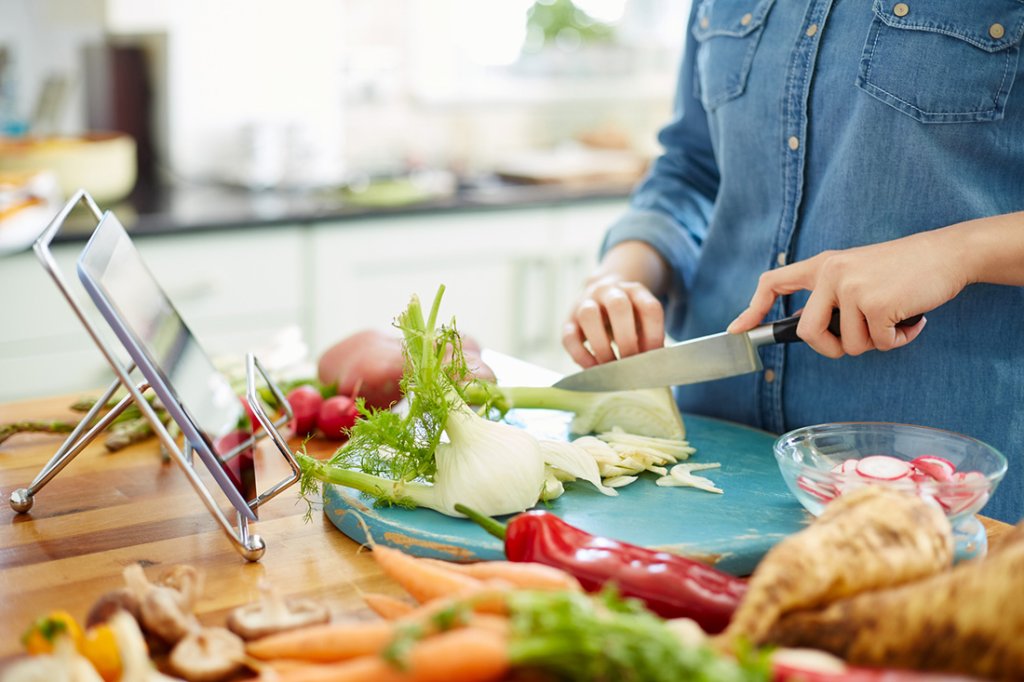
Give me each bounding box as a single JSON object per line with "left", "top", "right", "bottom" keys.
{"left": 318, "top": 330, "right": 406, "bottom": 410}
{"left": 719, "top": 486, "right": 953, "bottom": 648}
{"left": 765, "top": 522, "right": 1024, "bottom": 680}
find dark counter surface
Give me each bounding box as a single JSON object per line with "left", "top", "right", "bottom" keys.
{"left": 54, "top": 177, "right": 632, "bottom": 242}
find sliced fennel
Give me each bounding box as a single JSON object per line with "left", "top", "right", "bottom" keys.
{"left": 463, "top": 383, "right": 685, "bottom": 439}
{"left": 538, "top": 439, "right": 617, "bottom": 498}
{"left": 568, "top": 428, "right": 693, "bottom": 481}
{"left": 655, "top": 462, "right": 724, "bottom": 494}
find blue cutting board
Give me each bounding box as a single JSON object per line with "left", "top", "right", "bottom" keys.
{"left": 323, "top": 409, "right": 811, "bottom": 576}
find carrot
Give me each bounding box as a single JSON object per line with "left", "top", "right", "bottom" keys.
{"left": 249, "top": 595, "right": 508, "bottom": 664}
{"left": 420, "top": 558, "right": 582, "bottom": 592}
{"left": 370, "top": 545, "right": 484, "bottom": 603}
{"left": 270, "top": 627, "right": 510, "bottom": 682}
{"left": 396, "top": 586, "right": 511, "bottom": 623}
{"left": 363, "top": 593, "right": 416, "bottom": 620}
{"left": 247, "top": 620, "right": 396, "bottom": 662}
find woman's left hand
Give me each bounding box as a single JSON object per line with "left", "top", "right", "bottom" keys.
{"left": 727, "top": 230, "right": 970, "bottom": 358}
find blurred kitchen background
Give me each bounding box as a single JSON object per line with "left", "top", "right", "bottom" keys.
{"left": 0, "top": 0, "right": 689, "bottom": 401}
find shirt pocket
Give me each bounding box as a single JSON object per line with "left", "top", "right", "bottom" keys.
{"left": 691, "top": 0, "right": 778, "bottom": 111}
{"left": 857, "top": 0, "right": 1024, "bottom": 123}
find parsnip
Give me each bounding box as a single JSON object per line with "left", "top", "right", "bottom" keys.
{"left": 765, "top": 523, "right": 1024, "bottom": 680}
{"left": 719, "top": 486, "right": 952, "bottom": 647}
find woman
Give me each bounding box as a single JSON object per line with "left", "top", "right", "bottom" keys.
{"left": 564, "top": 0, "right": 1024, "bottom": 522}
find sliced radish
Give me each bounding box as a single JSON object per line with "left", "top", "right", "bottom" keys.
{"left": 797, "top": 475, "right": 837, "bottom": 503}
{"left": 855, "top": 455, "right": 912, "bottom": 481}
{"left": 911, "top": 455, "right": 955, "bottom": 482}
{"left": 833, "top": 476, "right": 862, "bottom": 497}
{"left": 938, "top": 471, "right": 988, "bottom": 515}
{"left": 830, "top": 458, "right": 859, "bottom": 475}
{"left": 909, "top": 471, "right": 932, "bottom": 484}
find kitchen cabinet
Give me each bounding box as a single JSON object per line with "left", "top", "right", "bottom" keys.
{"left": 309, "top": 209, "right": 556, "bottom": 368}
{"left": 309, "top": 199, "right": 625, "bottom": 373}
{"left": 0, "top": 227, "right": 307, "bottom": 402}
{"left": 0, "top": 198, "right": 626, "bottom": 402}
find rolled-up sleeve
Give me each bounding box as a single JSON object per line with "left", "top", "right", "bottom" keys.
{"left": 601, "top": 2, "right": 719, "bottom": 337}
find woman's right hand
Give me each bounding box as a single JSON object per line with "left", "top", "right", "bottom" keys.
{"left": 562, "top": 238, "right": 671, "bottom": 369}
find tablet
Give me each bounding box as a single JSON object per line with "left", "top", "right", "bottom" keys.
{"left": 77, "top": 212, "right": 257, "bottom": 520}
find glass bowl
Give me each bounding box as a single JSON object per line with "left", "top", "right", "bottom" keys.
{"left": 774, "top": 422, "right": 1007, "bottom": 525}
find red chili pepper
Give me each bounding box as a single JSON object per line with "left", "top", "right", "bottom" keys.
{"left": 456, "top": 504, "right": 746, "bottom": 634}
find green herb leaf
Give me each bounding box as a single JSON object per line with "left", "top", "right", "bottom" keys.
{"left": 505, "top": 589, "right": 771, "bottom": 682}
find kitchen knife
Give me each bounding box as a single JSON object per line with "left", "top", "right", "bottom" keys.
{"left": 553, "top": 310, "right": 923, "bottom": 392}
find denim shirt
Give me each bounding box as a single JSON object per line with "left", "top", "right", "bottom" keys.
{"left": 602, "top": 0, "right": 1024, "bottom": 522}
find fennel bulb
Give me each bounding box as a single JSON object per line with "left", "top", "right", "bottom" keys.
{"left": 298, "top": 285, "right": 548, "bottom": 518}
{"left": 433, "top": 403, "right": 545, "bottom": 515}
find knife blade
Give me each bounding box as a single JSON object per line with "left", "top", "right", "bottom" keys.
{"left": 553, "top": 310, "right": 923, "bottom": 392}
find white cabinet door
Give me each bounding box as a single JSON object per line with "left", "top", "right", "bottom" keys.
{"left": 136, "top": 227, "right": 308, "bottom": 358}
{"left": 0, "top": 244, "right": 120, "bottom": 401}
{"left": 310, "top": 209, "right": 557, "bottom": 367}
{"left": 310, "top": 201, "right": 628, "bottom": 375}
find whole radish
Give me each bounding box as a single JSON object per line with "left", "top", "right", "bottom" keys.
{"left": 318, "top": 395, "right": 358, "bottom": 440}
{"left": 286, "top": 385, "right": 324, "bottom": 437}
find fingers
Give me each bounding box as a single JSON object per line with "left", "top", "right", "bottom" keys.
{"left": 575, "top": 299, "right": 617, "bottom": 364}
{"left": 561, "top": 321, "right": 598, "bottom": 369}
{"left": 836, "top": 299, "right": 873, "bottom": 357}
{"left": 865, "top": 312, "right": 928, "bottom": 351}
{"left": 796, "top": 289, "right": 845, "bottom": 358}
{"left": 603, "top": 288, "right": 641, "bottom": 358}
{"left": 728, "top": 258, "right": 821, "bottom": 333}
{"left": 563, "top": 280, "right": 665, "bottom": 367}
{"left": 623, "top": 283, "right": 665, "bottom": 352}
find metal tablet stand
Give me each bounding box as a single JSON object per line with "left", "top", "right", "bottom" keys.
{"left": 8, "top": 190, "right": 301, "bottom": 561}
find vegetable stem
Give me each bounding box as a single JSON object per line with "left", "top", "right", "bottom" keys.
{"left": 454, "top": 504, "right": 507, "bottom": 541}
{"left": 297, "top": 453, "right": 431, "bottom": 508}
{"left": 0, "top": 420, "right": 78, "bottom": 445}
{"left": 462, "top": 384, "right": 594, "bottom": 412}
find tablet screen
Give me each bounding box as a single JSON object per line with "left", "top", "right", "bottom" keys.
{"left": 77, "top": 213, "right": 256, "bottom": 516}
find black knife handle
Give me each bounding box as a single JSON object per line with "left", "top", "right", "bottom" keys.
{"left": 772, "top": 309, "right": 924, "bottom": 344}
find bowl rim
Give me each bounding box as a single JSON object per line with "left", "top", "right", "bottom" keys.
{"left": 773, "top": 421, "right": 1008, "bottom": 485}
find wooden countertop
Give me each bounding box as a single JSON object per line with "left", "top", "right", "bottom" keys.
{"left": 0, "top": 393, "right": 400, "bottom": 667}
{"left": 0, "top": 393, "right": 1014, "bottom": 669}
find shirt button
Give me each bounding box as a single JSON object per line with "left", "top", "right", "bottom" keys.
{"left": 740, "top": 12, "right": 753, "bottom": 26}
{"left": 787, "top": 136, "right": 800, "bottom": 151}
{"left": 990, "top": 23, "right": 1005, "bottom": 39}
{"left": 764, "top": 369, "right": 777, "bottom": 383}
{"left": 700, "top": 16, "right": 709, "bottom": 29}
{"left": 893, "top": 3, "right": 909, "bottom": 17}
{"left": 806, "top": 23, "right": 818, "bottom": 37}
{"left": 776, "top": 252, "right": 787, "bottom": 266}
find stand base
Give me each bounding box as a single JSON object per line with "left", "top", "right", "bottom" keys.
{"left": 9, "top": 488, "right": 32, "bottom": 513}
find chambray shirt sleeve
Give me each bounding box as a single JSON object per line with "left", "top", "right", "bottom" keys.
{"left": 601, "top": 3, "right": 718, "bottom": 338}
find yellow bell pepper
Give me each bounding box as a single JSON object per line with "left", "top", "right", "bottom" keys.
{"left": 79, "top": 624, "right": 122, "bottom": 682}
{"left": 20, "top": 610, "right": 83, "bottom": 655}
